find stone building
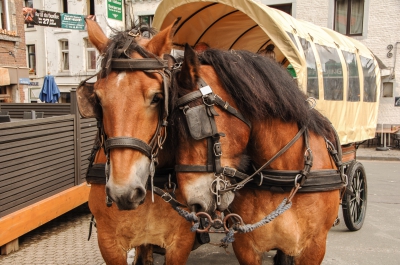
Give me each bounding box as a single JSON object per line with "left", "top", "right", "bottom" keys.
{"left": 23, "top": 0, "right": 400, "bottom": 126}
{"left": 0, "top": 0, "right": 29, "bottom": 103}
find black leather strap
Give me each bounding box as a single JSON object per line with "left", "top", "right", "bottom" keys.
{"left": 105, "top": 137, "right": 152, "bottom": 158}
{"left": 111, "top": 58, "right": 168, "bottom": 70}
{"left": 176, "top": 90, "right": 203, "bottom": 106}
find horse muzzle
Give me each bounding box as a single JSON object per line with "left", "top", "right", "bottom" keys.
{"left": 105, "top": 182, "right": 146, "bottom": 210}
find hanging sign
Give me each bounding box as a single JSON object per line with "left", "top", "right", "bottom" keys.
{"left": 23, "top": 7, "right": 85, "bottom": 30}
{"left": 107, "top": 0, "right": 123, "bottom": 21}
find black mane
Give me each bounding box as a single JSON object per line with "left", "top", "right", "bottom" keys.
{"left": 99, "top": 24, "right": 157, "bottom": 78}
{"left": 170, "top": 49, "right": 334, "bottom": 140}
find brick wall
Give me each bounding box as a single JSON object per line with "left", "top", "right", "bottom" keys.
{"left": 0, "top": 0, "right": 27, "bottom": 68}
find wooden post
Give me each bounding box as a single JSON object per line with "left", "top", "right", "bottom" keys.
{"left": 70, "top": 88, "right": 81, "bottom": 185}
{"left": 1, "top": 238, "right": 19, "bottom": 255}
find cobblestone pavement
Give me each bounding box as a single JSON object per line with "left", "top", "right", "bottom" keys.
{"left": 0, "top": 146, "right": 398, "bottom": 265}
{"left": 0, "top": 205, "right": 105, "bottom": 265}
{"left": 0, "top": 203, "right": 274, "bottom": 265}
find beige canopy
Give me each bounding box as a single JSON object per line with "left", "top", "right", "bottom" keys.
{"left": 153, "top": 0, "right": 381, "bottom": 144}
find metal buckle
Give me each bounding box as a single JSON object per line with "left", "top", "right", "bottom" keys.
{"left": 161, "top": 192, "right": 173, "bottom": 203}
{"left": 202, "top": 94, "right": 215, "bottom": 107}
{"left": 213, "top": 142, "right": 222, "bottom": 156}
{"left": 128, "top": 31, "right": 140, "bottom": 38}
{"left": 343, "top": 174, "right": 348, "bottom": 186}
{"left": 223, "top": 167, "right": 236, "bottom": 177}
{"left": 294, "top": 174, "right": 303, "bottom": 187}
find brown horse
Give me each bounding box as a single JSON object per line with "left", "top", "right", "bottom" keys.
{"left": 79, "top": 18, "right": 177, "bottom": 210}
{"left": 87, "top": 146, "right": 195, "bottom": 265}
{"left": 78, "top": 19, "right": 196, "bottom": 264}
{"left": 169, "top": 44, "right": 346, "bottom": 264}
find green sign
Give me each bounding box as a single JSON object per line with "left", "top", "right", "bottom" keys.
{"left": 107, "top": 0, "right": 123, "bottom": 21}
{"left": 24, "top": 9, "right": 85, "bottom": 30}
{"left": 61, "top": 13, "right": 85, "bottom": 30}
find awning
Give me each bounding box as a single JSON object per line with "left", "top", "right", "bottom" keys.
{"left": 0, "top": 68, "right": 10, "bottom": 86}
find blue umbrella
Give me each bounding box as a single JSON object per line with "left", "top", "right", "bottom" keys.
{"left": 39, "top": 75, "right": 60, "bottom": 103}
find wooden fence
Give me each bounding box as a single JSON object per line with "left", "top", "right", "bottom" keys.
{"left": 0, "top": 90, "right": 98, "bottom": 249}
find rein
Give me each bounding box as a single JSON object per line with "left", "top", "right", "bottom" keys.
{"left": 174, "top": 78, "right": 251, "bottom": 205}
{"left": 172, "top": 76, "right": 347, "bottom": 244}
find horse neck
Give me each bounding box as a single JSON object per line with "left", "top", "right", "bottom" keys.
{"left": 248, "top": 118, "right": 309, "bottom": 170}
{"left": 156, "top": 147, "right": 175, "bottom": 169}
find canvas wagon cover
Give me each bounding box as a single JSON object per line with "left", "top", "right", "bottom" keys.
{"left": 153, "top": 0, "right": 381, "bottom": 144}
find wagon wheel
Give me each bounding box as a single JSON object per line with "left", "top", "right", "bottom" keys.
{"left": 342, "top": 161, "right": 367, "bottom": 231}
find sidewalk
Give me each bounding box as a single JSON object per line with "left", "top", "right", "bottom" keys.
{"left": 357, "top": 144, "right": 400, "bottom": 161}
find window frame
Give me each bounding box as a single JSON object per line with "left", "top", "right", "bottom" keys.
{"left": 139, "top": 15, "right": 154, "bottom": 27}
{"left": 60, "top": 39, "right": 69, "bottom": 71}
{"left": 334, "top": 0, "right": 364, "bottom": 36}
{"left": 27, "top": 44, "right": 36, "bottom": 75}
{"left": 24, "top": 0, "right": 34, "bottom": 28}
{"left": 85, "top": 38, "right": 97, "bottom": 71}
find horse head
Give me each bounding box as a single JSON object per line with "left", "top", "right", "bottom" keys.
{"left": 77, "top": 19, "right": 178, "bottom": 210}
{"left": 170, "top": 44, "right": 251, "bottom": 214}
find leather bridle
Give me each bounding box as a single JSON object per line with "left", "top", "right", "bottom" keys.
{"left": 174, "top": 78, "right": 252, "bottom": 205}
{"left": 82, "top": 28, "right": 172, "bottom": 205}
{"left": 173, "top": 77, "right": 347, "bottom": 207}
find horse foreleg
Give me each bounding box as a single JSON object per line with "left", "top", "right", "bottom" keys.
{"left": 232, "top": 236, "right": 262, "bottom": 265}
{"left": 164, "top": 242, "right": 193, "bottom": 265}
{"left": 273, "top": 250, "right": 294, "bottom": 265}
{"left": 97, "top": 230, "right": 128, "bottom": 265}
{"left": 135, "top": 244, "right": 154, "bottom": 265}
{"left": 293, "top": 239, "right": 327, "bottom": 265}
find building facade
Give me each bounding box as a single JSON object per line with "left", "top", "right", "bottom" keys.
{"left": 129, "top": 0, "right": 400, "bottom": 126}
{"left": 24, "top": 0, "right": 127, "bottom": 103}
{"left": 0, "top": 0, "right": 29, "bottom": 103}
{"left": 23, "top": 0, "right": 400, "bottom": 125}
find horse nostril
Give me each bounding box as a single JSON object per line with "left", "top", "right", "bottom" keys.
{"left": 191, "top": 203, "right": 205, "bottom": 213}
{"left": 129, "top": 187, "right": 146, "bottom": 202}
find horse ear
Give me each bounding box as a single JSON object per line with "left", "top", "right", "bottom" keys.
{"left": 146, "top": 18, "right": 181, "bottom": 57}
{"left": 179, "top": 43, "right": 200, "bottom": 89}
{"left": 77, "top": 82, "right": 102, "bottom": 119}
{"left": 85, "top": 18, "right": 109, "bottom": 53}
{"left": 163, "top": 54, "right": 177, "bottom": 69}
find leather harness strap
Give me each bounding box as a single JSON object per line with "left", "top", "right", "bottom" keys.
{"left": 110, "top": 58, "right": 169, "bottom": 70}
{"left": 176, "top": 78, "right": 251, "bottom": 128}
{"left": 105, "top": 137, "right": 152, "bottom": 158}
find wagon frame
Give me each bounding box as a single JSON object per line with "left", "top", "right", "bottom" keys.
{"left": 153, "top": 0, "right": 377, "bottom": 230}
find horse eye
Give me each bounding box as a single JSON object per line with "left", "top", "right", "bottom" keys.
{"left": 151, "top": 93, "right": 163, "bottom": 104}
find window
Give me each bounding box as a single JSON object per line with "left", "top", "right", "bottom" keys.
{"left": 315, "top": 44, "right": 344, "bottom": 101}
{"left": 24, "top": 0, "right": 34, "bottom": 28}
{"left": 334, "top": 0, "right": 364, "bottom": 36}
{"left": 342, "top": 51, "right": 360, "bottom": 101}
{"left": 85, "top": 39, "right": 96, "bottom": 71}
{"left": 0, "top": 86, "right": 7, "bottom": 102}
{"left": 360, "top": 56, "right": 377, "bottom": 102}
{"left": 27, "top": 45, "right": 36, "bottom": 75}
{"left": 86, "top": 0, "right": 94, "bottom": 15}
{"left": 299, "top": 37, "right": 319, "bottom": 99}
{"left": 62, "top": 0, "right": 68, "bottom": 13}
{"left": 0, "top": 0, "right": 10, "bottom": 30}
{"left": 139, "top": 15, "right": 154, "bottom": 27}
{"left": 269, "top": 4, "right": 292, "bottom": 15}
{"left": 60, "top": 92, "right": 70, "bottom": 103}
{"left": 60, "top": 40, "right": 69, "bottom": 71}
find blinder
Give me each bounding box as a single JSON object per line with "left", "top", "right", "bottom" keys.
{"left": 76, "top": 75, "right": 100, "bottom": 119}
{"left": 184, "top": 104, "right": 214, "bottom": 140}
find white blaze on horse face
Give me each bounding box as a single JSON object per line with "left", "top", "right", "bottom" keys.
{"left": 106, "top": 155, "right": 150, "bottom": 209}
{"left": 116, "top": 71, "right": 127, "bottom": 86}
